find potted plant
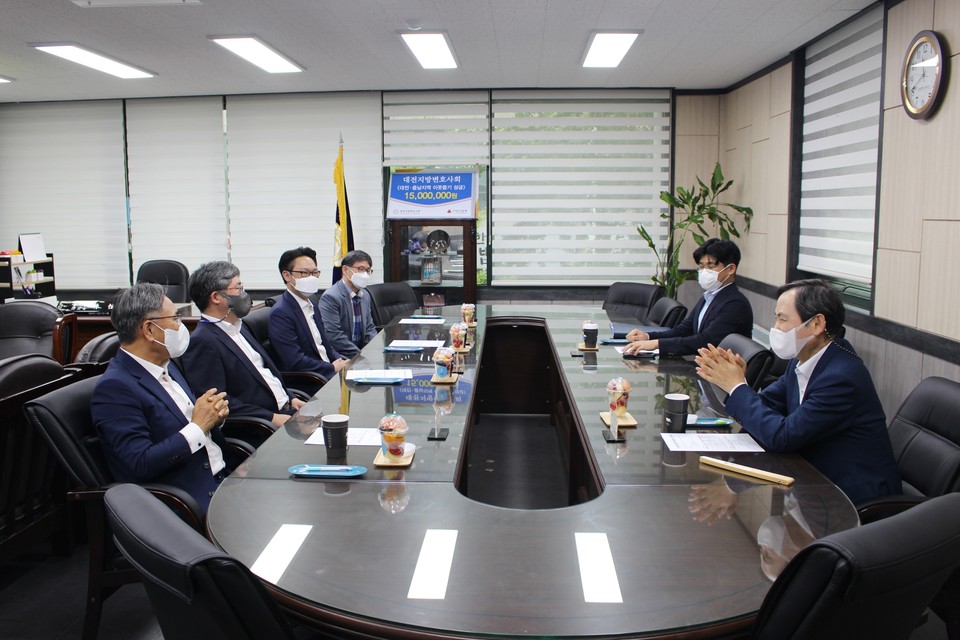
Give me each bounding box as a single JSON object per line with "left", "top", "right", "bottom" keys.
{"left": 637, "top": 163, "right": 753, "bottom": 298}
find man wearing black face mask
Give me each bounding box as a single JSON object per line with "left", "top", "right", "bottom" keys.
{"left": 92, "top": 283, "right": 231, "bottom": 514}
{"left": 624, "top": 238, "right": 753, "bottom": 357}
{"left": 182, "top": 261, "right": 303, "bottom": 427}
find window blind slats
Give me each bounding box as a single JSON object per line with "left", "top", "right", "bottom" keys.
{"left": 383, "top": 91, "right": 490, "bottom": 167}
{"left": 798, "top": 5, "right": 883, "bottom": 285}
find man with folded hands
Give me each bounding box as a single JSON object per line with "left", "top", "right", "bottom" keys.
{"left": 694, "top": 278, "right": 900, "bottom": 505}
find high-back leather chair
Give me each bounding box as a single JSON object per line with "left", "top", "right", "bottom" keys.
{"left": 105, "top": 483, "right": 298, "bottom": 640}
{"left": 71, "top": 331, "right": 121, "bottom": 377}
{"left": 602, "top": 282, "right": 663, "bottom": 322}
{"left": 718, "top": 333, "right": 774, "bottom": 392}
{"left": 24, "top": 376, "right": 207, "bottom": 640}
{"left": 751, "top": 492, "right": 960, "bottom": 640}
{"left": 136, "top": 260, "right": 190, "bottom": 304}
{"left": 0, "top": 354, "right": 77, "bottom": 565}
{"left": 367, "top": 282, "right": 419, "bottom": 328}
{"left": 241, "top": 305, "right": 325, "bottom": 400}
{"left": 642, "top": 296, "right": 686, "bottom": 329}
{"left": 0, "top": 300, "right": 78, "bottom": 364}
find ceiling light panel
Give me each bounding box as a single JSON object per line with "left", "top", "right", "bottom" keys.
{"left": 209, "top": 37, "right": 303, "bottom": 73}
{"left": 32, "top": 44, "right": 155, "bottom": 78}
{"left": 583, "top": 33, "right": 639, "bottom": 68}
{"left": 401, "top": 33, "right": 457, "bottom": 69}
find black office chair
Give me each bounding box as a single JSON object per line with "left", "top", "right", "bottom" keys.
{"left": 0, "top": 300, "right": 78, "bottom": 364}
{"left": 642, "top": 296, "right": 686, "bottom": 329}
{"left": 751, "top": 492, "right": 960, "bottom": 640}
{"left": 23, "top": 376, "right": 255, "bottom": 640}
{"left": 367, "top": 282, "right": 419, "bottom": 328}
{"left": 242, "top": 305, "right": 325, "bottom": 399}
{"left": 718, "top": 333, "right": 774, "bottom": 392}
{"left": 602, "top": 282, "right": 663, "bottom": 322}
{"left": 0, "top": 354, "right": 78, "bottom": 565}
{"left": 136, "top": 259, "right": 191, "bottom": 303}
{"left": 70, "top": 331, "right": 121, "bottom": 376}
{"left": 104, "top": 483, "right": 299, "bottom": 640}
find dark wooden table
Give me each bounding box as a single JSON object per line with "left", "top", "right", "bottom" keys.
{"left": 207, "top": 304, "right": 858, "bottom": 639}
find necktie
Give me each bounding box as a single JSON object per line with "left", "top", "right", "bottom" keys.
{"left": 352, "top": 295, "right": 362, "bottom": 344}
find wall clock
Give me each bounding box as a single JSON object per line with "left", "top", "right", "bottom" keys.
{"left": 901, "top": 30, "right": 947, "bottom": 119}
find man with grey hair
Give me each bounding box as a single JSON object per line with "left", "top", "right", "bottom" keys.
{"left": 182, "top": 261, "right": 303, "bottom": 427}
{"left": 91, "top": 283, "right": 230, "bottom": 513}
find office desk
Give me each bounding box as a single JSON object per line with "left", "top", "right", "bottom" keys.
{"left": 207, "top": 305, "right": 858, "bottom": 639}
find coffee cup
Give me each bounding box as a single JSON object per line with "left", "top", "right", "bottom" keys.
{"left": 663, "top": 393, "right": 690, "bottom": 433}
{"left": 321, "top": 413, "right": 349, "bottom": 455}
{"left": 582, "top": 321, "right": 599, "bottom": 349}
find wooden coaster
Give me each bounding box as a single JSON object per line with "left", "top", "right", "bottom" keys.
{"left": 578, "top": 342, "right": 599, "bottom": 352}
{"left": 465, "top": 321, "right": 478, "bottom": 328}
{"left": 431, "top": 372, "right": 459, "bottom": 384}
{"left": 454, "top": 345, "right": 472, "bottom": 353}
{"left": 599, "top": 411, "right": 638, "bottom": 427}
{"left": 374, "top": 447, "right": 415, "bottom": 467}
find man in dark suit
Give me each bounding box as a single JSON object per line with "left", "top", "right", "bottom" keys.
{"left": 695, "top": 279, "right": 901, "bottom": 505}
{"left": 318, "top": 249, "right": 378, "bottom": 357}
{"left": 624, "top": 238, "right": 753, "bottom": 357}
{"left": 269, "top": 246, "right": 349, "bottom": 378}
{"left": 91, "top": 283, "right": 231, "bottom": 513}
{"left": 181, "top": 261, "right": 303, "bottom": 428}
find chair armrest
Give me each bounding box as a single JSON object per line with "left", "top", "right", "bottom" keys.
{"left": 281, "top": 370, "right": 326, "bottom": 398}
{"left": 856, "top": 495, "right": 927, "bottom": 524}
{"left": 53, "top": 312, "right": 79, "bottom": 364}
{"left": 222, "top": 415, "right": 276, "bottom": 450}
{"left": 65, "top": 361, "right": 109, "bottom": 378}
{"left": 70, "top": 482, "right": 204, "bottom": 533}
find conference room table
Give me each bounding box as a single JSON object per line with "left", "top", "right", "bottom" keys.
{"left": 206, "top": 304, "right": 859, "bottom": 640}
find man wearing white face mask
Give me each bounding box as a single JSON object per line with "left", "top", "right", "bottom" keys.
{"left": 318, "top": 249, "right": 379, "bottom": 358}
{"left": 269, "top": 246, "right": 349, "bottom": 379}
{"left": 92, "top": 283, "right": 231, "bottom": 514}
{"left": 624, "top": 238, "right": 753, "bottom": 356}
{"left": 695, "top": 279, "right": 900, "bottom": 505}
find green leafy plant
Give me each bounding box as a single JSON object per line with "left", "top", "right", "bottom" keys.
{"left": 637, "top": 163, "right": 753, "bottom": 298}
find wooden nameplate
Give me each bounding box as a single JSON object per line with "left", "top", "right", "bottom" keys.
{"left": 578, "top": 342, "right": 599, "bottom": 352}
{"left": 431, "top": 372, "right": 459, "bottom": 384}
{"left": 374, "top": 448, "right": 415, "bottom": 467}
{"left": 599, "top": 411, "right": 638, "bottom": 427}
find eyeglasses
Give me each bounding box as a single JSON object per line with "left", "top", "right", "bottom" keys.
{"left": 289, "top": 269, "right": 321, "bottom": 278}
{"left": 146, "top": 314, "right": 182, "bottom": 326}
{"left": 219, "top": 284, "right": 244, "bottom": 295}
{"left": 697, "top": 261, "right": 722, "bottom": 271}
{"left": 347, "top": 265, "right": 374, "bottom": 275}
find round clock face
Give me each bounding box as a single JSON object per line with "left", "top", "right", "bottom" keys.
{"left": 901, "top": 31, "right": 945, "bottom": 119}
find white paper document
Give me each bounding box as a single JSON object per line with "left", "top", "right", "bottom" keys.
{"left": 345, "top": 369, "right": 413, "bottom": 381}
{"left": 660, "top": 432, "right": 763, "bottom": 453}
{"left": 389, "top": 340, "right": 446, "bottom": 348}
{"left": 306, "top": 427, "right": 382, "bottom": 447}
{"left": 399, "top": 318, "right": 446, "bottom": 325}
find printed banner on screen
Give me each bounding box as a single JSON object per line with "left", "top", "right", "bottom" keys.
{"left": 386, "top": 171, "right": 478, "bottom": 220}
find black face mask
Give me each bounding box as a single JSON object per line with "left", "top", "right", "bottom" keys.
{"left": 220, "top": 290, "right": 253, "bottom": 319}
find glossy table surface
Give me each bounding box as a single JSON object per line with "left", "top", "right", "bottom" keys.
{"left": 207, "top": 304, "right": 859, "bottom": 639}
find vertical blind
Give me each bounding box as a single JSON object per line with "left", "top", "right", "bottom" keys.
{"left": 0, "top": 101, "right": 128, "bottom": 289}
{"left": 490, "top": 90, "right": 671, "bottom": 286}
{"left": 799, "top": 5, "right": 883, "bottom": 284}
{"left": 126, "top": 97, "right": 229, "bottom": 276}
{"left": 224, "top": 93, "right": 384, "bottom": 289}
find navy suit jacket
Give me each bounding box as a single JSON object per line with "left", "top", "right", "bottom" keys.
{"left": 91, "top": 349, "right": 227, "bottom": 513}
{"left": 269, "top": 291, "right": 343, "bottom": 378}
{"left": 318, "top": 279, "right": 377, "bottom": 357}
{"left": 181, "top": 319, "right": 293, "bottom": 422}
{"left": 649, "top": 283, "right": 753, "bottom": 356}
{"left": 725, "top": 338, "right": 901, "bottom": 505}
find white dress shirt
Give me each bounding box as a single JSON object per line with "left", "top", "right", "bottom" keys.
{"left": 201, "top": 314, "right": 289, "bottom": 411}
{"left": 293, "top": 294, "right": 330, "bottom": 362}
{"left": 122, "top": 348, "right": 225, "bottom": 475}
{"left": 794, "top": 340, "right": 829, "bottom": 403}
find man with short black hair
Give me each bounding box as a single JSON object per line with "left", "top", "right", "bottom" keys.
{"left": 269, "top": 246, "right": 349, "bottom": 378}
{"left": 92, "top": 283, "right": 230, "bottom": 513}
{"left": 318, "top": 249, "right": 378, "bottom": 357}
{"left": 625, "top": 238, "right": 753, "bottom": 356}
{"left": 695, "top": 278, "right": 900, "bottom": 504}
{"left": 182, "top": 261, "right": 303, "bottom": 427}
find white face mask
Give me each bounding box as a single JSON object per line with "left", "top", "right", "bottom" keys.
{"left": 151, "top": 322, "right": 190, "bottom": 359}
{"left": 350, "top": 270, "right": 371, "bottom": 289}
{"left": 769, "top": 319, "right": 813, "bottom": 360}
{"left": 293, "top": 275, "right": 321, "bottom": 295}
{"left": 698, "top": 264, "right": 730, "bottom": 292}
